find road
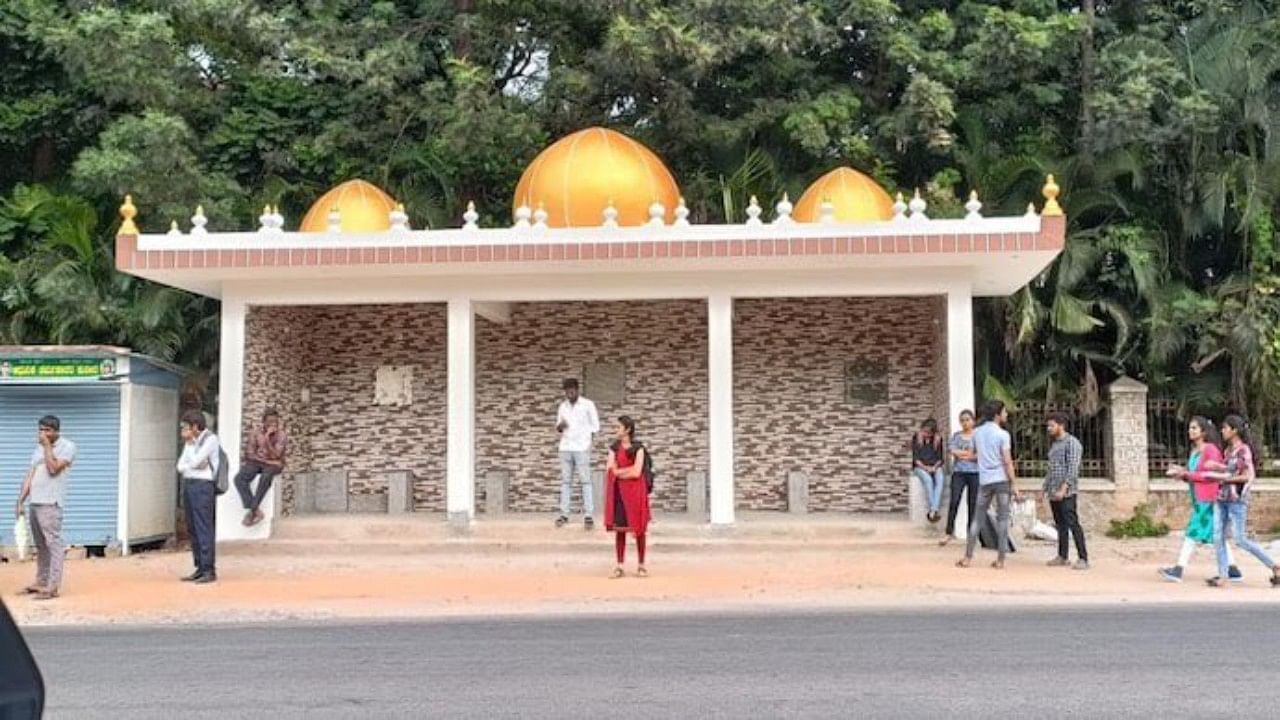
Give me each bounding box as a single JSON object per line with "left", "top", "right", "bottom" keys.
{"left": 23, "top": 605, "right": 1277, "bottom": 719}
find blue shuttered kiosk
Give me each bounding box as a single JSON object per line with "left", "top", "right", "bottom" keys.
{"left": 0, "top": 346, "right": 182, "bottom": 553}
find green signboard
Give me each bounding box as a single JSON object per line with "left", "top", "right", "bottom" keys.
{"left": 0, "top": 357, "right": 117, "bottom": 382}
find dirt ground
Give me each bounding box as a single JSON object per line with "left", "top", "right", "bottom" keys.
{"left": 4, "top": 534, "right": 1279, "bottom": 627}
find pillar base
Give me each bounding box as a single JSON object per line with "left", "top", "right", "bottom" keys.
{"left": 447, "top": 511, "right": 472, "bottom": 535}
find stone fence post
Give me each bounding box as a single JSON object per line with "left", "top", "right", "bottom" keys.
{"left": 1106, "top": 377, "right": 1149, "bottom": 501}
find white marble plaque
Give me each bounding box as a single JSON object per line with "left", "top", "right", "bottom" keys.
{"left": 374, "top": 365, "right": 414, "bottom": 406}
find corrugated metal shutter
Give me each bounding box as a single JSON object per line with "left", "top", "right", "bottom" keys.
{"left": 0, "top": 385, "right": 121, "bottom": 547}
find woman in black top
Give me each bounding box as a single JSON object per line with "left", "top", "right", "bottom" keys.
{"left": 911, "top": 418, "right": 945, "bottom": 523}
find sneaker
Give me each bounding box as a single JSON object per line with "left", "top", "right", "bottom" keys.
{"left": 194, "top": 573, "right": 217, "bottom": 585}
{"left": 584, "top": 517, "right": 594, "bottom": 531}
{"left": 1228, "top": 565, "right": 1243, "bottom": 583}
{"left": 1046, "top": 557, "right": 1070, "bottom": 567}
{"left": 1159, "top": 566, "right": 1184, "bottom": 583}
{"left": 1072, "top": 560, "right": 1090, "bottom": 571}
{"left": 554, "top": 515, "right": 568, "bottom": 528}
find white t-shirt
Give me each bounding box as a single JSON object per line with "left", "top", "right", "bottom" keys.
{"left": 556, "top": 397, "right": 600, "bottom": 453}
{"left": 29, "top": 438, "right": 77, "bottom": 506}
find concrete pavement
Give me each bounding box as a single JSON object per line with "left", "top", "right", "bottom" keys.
{"left": 25, "top": 606, "right": 1279, "bottom": 719}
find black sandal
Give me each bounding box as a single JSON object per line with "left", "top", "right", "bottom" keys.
{"left": 1206, "top": 577, "right": 1226, "bottom": 588}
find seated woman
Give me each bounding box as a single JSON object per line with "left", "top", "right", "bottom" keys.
{"left": 911, "top": 418, "right": 945, "bottom": 523}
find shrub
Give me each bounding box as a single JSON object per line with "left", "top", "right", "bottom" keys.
{"left": 1105, "top": 504, "right": 1170, "bottom": 539}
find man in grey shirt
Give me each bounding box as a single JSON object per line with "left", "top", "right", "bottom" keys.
{"left": 958, "top": 400, "right": 1020, "bottom": 569}
{"left": 14, "top": 415, "right": 77, "bottom": 600}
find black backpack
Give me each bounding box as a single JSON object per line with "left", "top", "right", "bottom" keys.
{"left": 639, "top": 443, "right": 655, "bottom": 495}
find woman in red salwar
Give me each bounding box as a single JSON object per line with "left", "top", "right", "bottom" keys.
{"left": 605, "top": 416, "right": 651, "bottom": 579}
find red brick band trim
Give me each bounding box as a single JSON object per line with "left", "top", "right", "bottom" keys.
{"left": 115, "top": 223, "right": 1066, "bottom": 273}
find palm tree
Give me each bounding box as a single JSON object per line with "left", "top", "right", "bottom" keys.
{"left": 0, "top": 185, "right": 220, "bottom": 384}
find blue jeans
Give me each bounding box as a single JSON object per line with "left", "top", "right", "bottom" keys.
{"left": 1214, "top": 500, "right": 1275, "bottom": 577}
{"left": 559, "top": 450, "right": 593, "bottom": 517}
{"left": 913, "top": 467, "right": 944, "bottom": 513}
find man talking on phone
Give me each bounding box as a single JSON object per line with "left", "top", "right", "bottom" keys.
{"left": 14, "top": 416, "right": 76, "bottom": 601}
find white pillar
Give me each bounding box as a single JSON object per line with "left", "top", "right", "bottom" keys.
{"left": 215, "top": 294, "right": 264, "bottom": 540}
{"left": 707, "top": 294, "right": 735, "bottom": 527}
{"left": 944, "top": 287, "right": 976, "bottom": 536}
{"left": 946, "top": 286, "right": 976, "bottom": 425}
{"left": 446, "top": 297, "right": 477, "bottom": 529}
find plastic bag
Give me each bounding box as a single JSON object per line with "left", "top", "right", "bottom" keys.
{"left": 13, "top": 513, "right": 31, "bottom": 562}
{"left": 1011, "top": 498, "right": 1038, "bottom": 535}
{"left": 1028, "top": 521, "right": 1059, "bottom": 542}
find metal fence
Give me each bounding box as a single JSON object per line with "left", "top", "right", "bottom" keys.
{"left": 1010, "top": 402, "right": 1110, "bottom": 479}
{"left": 1147, "top": 399, "right": 1280, "bottom": 477}
{"left": 1147, "top": 398, "right": 1188, "bottom": 477}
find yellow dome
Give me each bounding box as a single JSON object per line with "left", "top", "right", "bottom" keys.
{"left": 793, "top": 167, "right": 895, "bottom": 223}
{"left": 299, "top": 179, "right": 398, "bottom": 233}
{"left": 513, "top": 127, "right": 681, "bottom": 227}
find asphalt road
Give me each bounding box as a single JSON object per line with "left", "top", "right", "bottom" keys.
{"left": 22, "top": 605, "right": 1279, "bottom": 719}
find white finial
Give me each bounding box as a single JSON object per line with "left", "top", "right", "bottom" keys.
{"left": 602, "top": 200, "right": 619, "bottom": 228}
{"left": 648, "top": 201, "right": 666, "bottom": 227}
{"left": 462, "top": 201, "right": 479, "bottom": 230}
{"left": 892, "top": 192, "right": 908, "bottom": 222}
{"left": 818, "top": 198, "right": 836, "bottom": 225}
{"left": 258, "top": 205, "right": 273, "bottom": 232}
{"left": 674, "top": 197, "right": 691, "bottom": 226}
{"left": 533, "top": 203, "right": 548, "bottom": 229}
{"left": 389, "top": 203, "right": 409, "bottom": 231}
{"left": 773, "top": 193, "right": 793, "bottom": 224}
{"left": 745, "top": 195, "right": 763, "bottom": 226}
{"left": 908, "top": 189, "right": 928, "bottom": 221}
{"left": 1025, "top": 202, "right": 1038, "bottom": 218}
{"left": 327, "top": 206, "right": 342, "bottom": 232}
{"left": 167, "top": 220, "right": 183, "bottom": 237}
{"left": 270, "top": 205, "right": 284, "bottom": 231}
{"left": 191, "top": 205, "right": 208, "bottom": 235}
{"left": 964, "top": 190, "right": 983, "bottom": 220}
{"left": 514, "top": 203, "right": 532, "bottom": 229}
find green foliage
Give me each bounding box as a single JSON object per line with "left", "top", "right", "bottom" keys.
{"left": 0, "top": 0, "right": 1276, "bottom": 411}
{"left": 1105, "top": 505, "right": 1171, "bottom": 539}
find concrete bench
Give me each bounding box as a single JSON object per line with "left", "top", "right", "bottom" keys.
{"left": 292, "top": 470, "right": 349, "bottom": 514}
{"left": 385, "top": 471, "right": 414, "bottom": 514}
{"left": 483, "top": 470, "right": 510, "bottom": 514}
{"left": 788, "top": 471, "right": 809, "bottom": 514}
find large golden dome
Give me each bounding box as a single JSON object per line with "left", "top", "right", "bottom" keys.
{"left": 513, "top": 127, "right": 681, "bottom": 227}
{"left": 793, "top": 167, "right": 895, "bottom": 223}
{"left": 299, "top": 179, "right": 398, "bottom": 233}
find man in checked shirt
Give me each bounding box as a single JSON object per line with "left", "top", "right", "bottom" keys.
{"left": 1044, "top": 412, "right": 1089, "bottom": 569}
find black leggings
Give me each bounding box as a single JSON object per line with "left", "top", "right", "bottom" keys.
{"left": 945, "top": 472, "right": 979, "bottom": 536}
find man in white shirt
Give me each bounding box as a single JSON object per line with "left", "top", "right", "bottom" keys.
{"left": 14, "top": 415, "right": 76, "bottom": 600}
{"left": 177, "top": 410, "right": 220, "bottom": 583}
{"left": 555, "top": 378, "right": 599, "bottom": 529}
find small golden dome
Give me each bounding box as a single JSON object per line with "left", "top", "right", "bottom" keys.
{"left": 299, "top": 179, "right": 398, "bottom": 233}
{"left": 793, "top": 167, "right": 895, "bottom": 223}
{"left": 513, "top": 127, "right": 681, "bottom": 227}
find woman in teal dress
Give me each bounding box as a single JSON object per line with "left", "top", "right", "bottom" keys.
{"left": 1158, "top": 417, "right": 1238, "bottom": 583}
